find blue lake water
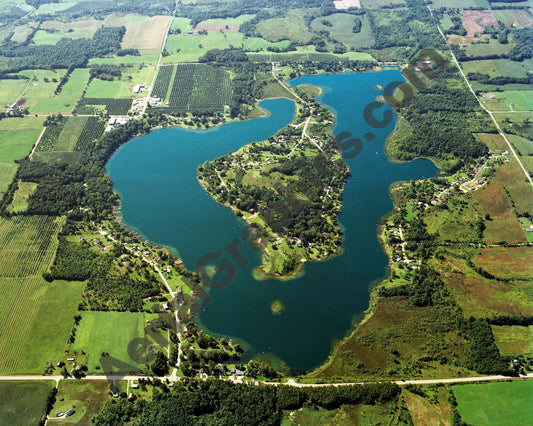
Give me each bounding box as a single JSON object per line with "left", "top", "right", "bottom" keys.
{"left": 107, "top": 69, "right": 438, "bottom": 372}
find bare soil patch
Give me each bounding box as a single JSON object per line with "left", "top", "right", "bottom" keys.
{"left": 333, "top": 0, "right": 361, "bottom": 9}
{"left": 462, "top": 10, "right": 499, "bottom": 37}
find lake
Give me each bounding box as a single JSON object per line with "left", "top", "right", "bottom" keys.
{"left": 107, "top": 69, "right": 438, "bottom": 372}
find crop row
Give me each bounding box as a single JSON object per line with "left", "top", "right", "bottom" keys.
{"left": 152, "top": 64, "right": 174, "bottom": 99}
{"left": 167, "top": 63, "right": 196, "bottom": 108}
{"left": 74, "top": 117, "right": 106, "bottom": 151}
{"left": 75, "top": 98, "right": 133, "bottom": 115}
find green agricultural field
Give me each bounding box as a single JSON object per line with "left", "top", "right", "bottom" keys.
{"left": 243, "top": 37, "right": 291, "bottom": 52}
{"left": 75, "top": 98, "right": 132, "bottom": 115}
{"left": 492, "top": 9, "right": 533, "bottom": 29}
{"left": 463, "top": 39, "right": 515, "bottom": 58}
{"left": 509, "top": 134, "right": 533, "bottom": 155}
{"left": 257, "top": 11, "right": 314, "bottom": 44}
{"left": 32, "top": 99, "right": 75, "bottom": 113}
{"left": 71, "top": 311, "right": 159, "bottom": 373}
{"left": 0, "top": 78, "right": 27, "bottom": 107}
{"left": 429, "top": 0, "right": 488, "bottom": 6}
{"left": 0, "top": 381, "right": 54, "bottom": 426}
{"left": 0, "top": 215, "right": 64, "bottom": 277}
{"left": 58, "top": 68, "right": 90, "bottom": 98}
{"left": 84, "top": 64, "right": 155, "bottom": 98}
{"left": 48, "top": 380, "right": 111, "bottom": 425}
{"left": 496, "top": 91, "right": 533, "bottom": 111}
{"left": 104, "top": 14, "right": 171, "bottom": 51}
{"left": 196, "top": 15, "right": 254, "bottom": 28}
{"left": 0, "top": 129, "right": 42, "bottom": 162}
{"left": 494, "top": 111, "right": 533, "bottom": 140}
{"left": 162, "top": 31, "right": 245, "bottom": 63}
{"left": 454, "top": 381, "right": 533, "bottom": 426}
{"left": 171, "top": 16, "right": 192, "bottom": 32}
{"left": 310, "top": 14, "right": 375, "bottom": 49}
{"left": 0, "top": 163, "right": 18, "bottom": 199}
{"left": 461, "top": 59, "right": 533, "bottom": 78}
{"left": 492, "top": 325, "right": 533, "bottom": 355}
{"left": 361, "top": 0, "right": 404, "bottom": 7}
{"left": 0, "top": 277, "right": 85, "bottom": 374}
{"left": 88, "top": 54, "right": 159, "bottom": 65}
{"left": 32, "top": 29, "right": 62, "bottom": 45}
{"left": 7, "top": 181, "right": 38, "bottom": 213}
{"left": 52, "top": 117, "right": 89, "bottom": 152}
{"left": 14, "top": 69, "right": 67, "bottom": 110}
{"left": 40, "top": 19, "right": 101, "bottom": 39}
{"left": 34, "top": 1, "right": 77, "bottom": 15}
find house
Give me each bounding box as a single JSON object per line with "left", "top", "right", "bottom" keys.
{"left": 65, "top": 408, "right": 75, "bottom": 417}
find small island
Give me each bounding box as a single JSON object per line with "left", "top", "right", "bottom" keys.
{"left": 198, "top": 91, "right": 350, "bottom": 279}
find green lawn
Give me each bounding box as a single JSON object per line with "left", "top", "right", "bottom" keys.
{"left": 0, "top": 78, "right": 27, "bottom": 107}
{"left": 0, "top": 129, "right": 42, "bottom": 161}
{"left": 453, "top": 381, "right": 533, "bottom": 425}
{"left": 0, "top": 381, "right": 54, "bottom": 426}
{"left": 71, "top": 311, "right": 148, "bottom": 373}
{"left": 59, "top": 68, "right": 90, "bottom": 98}
{"left": 497, "top": 91, "right": 533, "bottom": 111}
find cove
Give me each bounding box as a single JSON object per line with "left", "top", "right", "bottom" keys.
{"left": 107, "top": 69, "right": 438, "bottom": 372}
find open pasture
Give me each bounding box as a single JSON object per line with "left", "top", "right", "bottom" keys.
{"left": 0, "top": 78, "right": 27, "bottom": 107}
{"left": 509, "top": 135, "right": 533, "bottom": 155}
{"left": 495, "top": 90, "right": 533, "bottom": 111}
{"left": 473, "top": 246, "right": 533, "bottom": 280}
{"left": 7, "top": 181, "right": 38, "bottom": 213}
{"left": 360, "top": 0, "right": 403, "bottom": 8}
{"left": 438, "top": 255, "right": 533, "bottom": 318}
{"left": 461, "top": 58, "right": 533, "bottom": 78}
{"left": 243, "top": 37, "right": 291, "bottom": 52}
{"left": 474, "top": 133, "right": 508, "bottom": 152}
{"left": 71, "top": 311, "right": 149, "bottom": 373}
{"left": 32, "top": 29, "right": 62, "bottom": 45}
{"left": 492, "top": 8, "right": 533, "bottom": 28}
{"left": 84, "top": 64, "right": 155, "bottom": 98}
{"left": 463, "top": 38, "right": 515, "bottom": 58}
{"left": 194, "top": 14, "right": 254, "bottom": 32}
{"left": 40, "top": 19, "right": 101, "bottom": 39}
{"left": 0, "top": 129, "right": 41, "bottom": 162}
{"left": 257, "top": 11, "right": 314, "bottom": 44}
{"left": 171, "top": 17, "right": 192, "bottom": 32}
{"left": 492, "top": 325, "right": 533, "bottom": 355}
{"left": 429, "top": 0, "right": 488, "bottom": 7}
{"left": 453, "top": 381, "right": 533, "bottom": 426}
{"left": 32, "top": 99, "right": 75, "bottom": 113}
{"left": 491, "top": 156, "right": 533, "bottom": 215}
{"left": 311, "top": 13, "right": 375, "bottom": 49}
{"left": 89, "top": 54, "right": 158, "bottom": 65}
{"left": 162, "top": 31, "right": 244, "bottom": 63}
{"left": 0, "top": 381, "right": 54, "bottom": 426}
{"left": 0, "top": 277, "right": 85, "bottom": 374}
{"left": 0, "top": 215, "right": 64, "bottom": 277}
{"left": 461, "top": 9, "right": 498, "bottom": 37}
{"left": 58, "top": 68, "right": 90, "bottom": 99}
{"left": 0, "top": 163, "right": 17, "bottom": 199}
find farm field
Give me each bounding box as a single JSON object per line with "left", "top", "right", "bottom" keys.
{"left": 88, "top": 54, "right": 159, "bottom": 65}
{"left": 7, "top": 181, "right": 38, "bottom": 213}
{"left": 162, "top": 31, "right": 245, "bottom": 63}
{"left": 32, "top": 99, "right": 75, "bottom": 113}
{"left": 463, "top": 39, "right": 514, "bottom": 58}
{"left": 461, "top": 59, "right": 533, "bottom": 78}
{"left": 103, "top": 14, "right": 171, "bottom": 51}
{"left": 0, "top": 163, "right": 18, "bottom": 199}
{"left": 494, "top": 111, "right": 533, "bottom": 140}
{"left": 14, "top": 69, "right": 68, "bottom": 110}
{"left": 474, "top": 133, "right": 508, "bottom": 152}
{"left": 0, "top": 381, "right": 54, "bottom": 426}
{"left": 247, "top": 49, "right": 374, "bottom": 62}
{"left": 461, "top": 10, "right": 498, "bottom": 37}
{"left": 361, "top": 0, "right": 404, "bottom": 8}
{"left": 492, "top": 325, "right": 533, "bottom": 355}
{"left": 311, "top": 13, "right": 375, "bottom": 49}
{"left": 32, "top": 29, "right": 63, "bottom": 45}
{"left": 48, "top": 380, "right": 111, "bottom": 425}
{"left": 453, "top": 381, "right": 533, "bottom": 426}
{"left": 0, "top": 277, "right": 85, "bottom": 374}
{"left": 71, "top": 311, "right": 150, "bottom": 373}
{"left": 243, "top": 37, "right": 291, "bottom": 52}
{"left": 257, "top": 11, "right": 314, "bottom": 44}
{"left": 75, "top": 98, "right": 132, "bottom": 115}
{"left": 403, "top": 386, "right": 453, "bottom": 425}
{"left": 40, "top": 19, "right": 101, "bottom": 39}
{"left": 429, "top": 0, "right": 488, "bottom": 6}
{"left": 494, "top": 91, "right": 533, "bottom": 111}
{"left": 0, "top": 129, "right": 42, "bottom": 162}
{"left": 153, "top": 63, "right": 232, "bottom": 112}
{"left": 509, "top": 134, "right": 533, "bottom": 155}
{"left": 58, "top": 68, "right": 90, "bottom": 99}
{"left": 84, "top": 64, "right": 155, "bottom": 98}
{"left": 0, "top": 78, "right": 27, "bottom": 107}
{"left": 171, "top": 16, "right": 192, "bottom": 32}
{"left": 473, "top": 246, "right": 533, "bottom": 280}
{"left": 492, "top": 9, "right": 533, "bottom": 28}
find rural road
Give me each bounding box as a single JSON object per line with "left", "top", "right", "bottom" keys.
{"left": 0, "top": 373, "right": 531, "bottom": 387}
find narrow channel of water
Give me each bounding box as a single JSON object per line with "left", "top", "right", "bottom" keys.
{"left": 107, "top": 69, "right": 438, "bottom": 371}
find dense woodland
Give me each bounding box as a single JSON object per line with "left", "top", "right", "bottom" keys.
{"left": 92, "top": 379, "right": 403, "bottom": 425}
